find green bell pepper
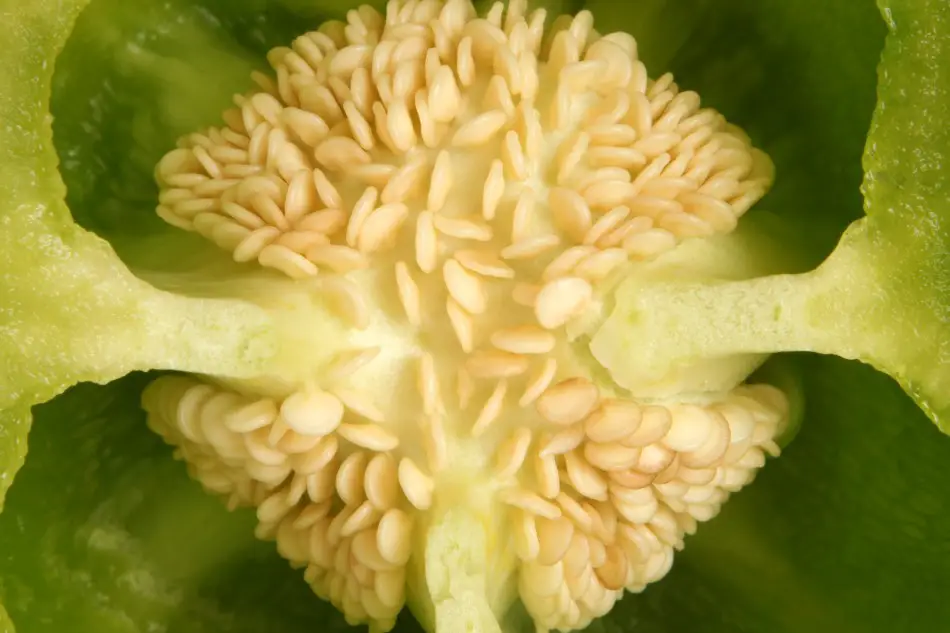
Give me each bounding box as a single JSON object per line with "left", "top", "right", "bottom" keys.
{"left": 2, "top": 0, "right": 950, "bottom": 632}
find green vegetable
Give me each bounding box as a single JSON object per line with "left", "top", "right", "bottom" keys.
{"left": 2, "top": 0, "right": 950, "bottom": 632}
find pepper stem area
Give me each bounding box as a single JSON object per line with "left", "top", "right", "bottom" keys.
{"left": 419, "top": 506, "right": 509, "bottom": 633}
{"left": 590, "top": 219, "right": 907, "bottom": 401}
{"left": 138, "top": 291, "right": 278, "bottom": 378}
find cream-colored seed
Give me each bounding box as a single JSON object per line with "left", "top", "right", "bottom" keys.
{"left": 258, "top": 490, "right": 293, "bottom": 525}
{"left": 585, "top": 400, "right": 642, "bottom": 443}
{"left": 377, "top": 508, "right": 413, "bottom": 566}
{"left": 344, "top": 101, "right": 375, "bottom": 150}
{"left": 191, "top": 210, "right": 227, "bottom": 234}
{"left": 336, "top": 451, "right": 368, "bottom": 506}
{"left": 304, "top": 468, "right": 337, "bottom": 504}
{"left": 715, "top": 401, "right": 756, "bottom": 444}
{"left": 443, "top": 259, "right": 488, "bottom": 314}
{"left": 246, "top": 431, "right": 288, "bottom": 465}
{"left": 542, "top": 245, "right": 596, "bottom": 281}
{"left": 455, "top": 250, "right": 515, "bottom": 279}
{"left": 344, "top": 186, "right": 378, "bottom": 248}
{"left": 599, "top": 216, "right": 653, "bottom": 249}
{"left": 472, "top": 380, "right": 509, "bottom": 437}
{"left": 557, "top": 131, "right": 589, "bottom": 185}
{"left": 520, "top": 358, "right": 558, "bottom": 407}
{"left": 636, "top": 444, "right": 675, "bottom": 474}
{"left": 583, "top": 441, "right": 641, "bottom": 472}
{"left": 594, "top": 546, "right": 628, "bottom": 591}
{"left": 395, "top": 262, "right": 423, "bottom": 327}
{"left": 155, "top": 205, "right": 193, "bottom": 230}
{"left": 494, "top": 427, "right": 533, "bottom": 479}
{"left": 501, "top": 234, "right": 561, "bottom": 260}
{"left": 281, "top": 390, "right": 344, "bottom": 436}
{"left": 610, "top": 468, "right": 655, "bottom": 491}
{"left": 338, "top": 423, "right": 400, "bottom": 452}
{"left": 491, "top": 325, "right": 556, "bottom": 355}
{"left": 503, "top": 129, "right": 528, "bottom": 179}
{"left": 452, "top": 109, "right": 508, "bottom": 147}
{"left": 428, "top": 65, "right": 462, "bottom": 122}
{"left": 423, "top": 413, "right": 449, "bottom": 474}
{"left": 386, "top": 100, "right": 417, "bottom": 152}
{"left": 446, "top": 299, "right": 475, "bottom": 353}
{"left": 418, "top": 352, "right": 441, "bottom": 417}
{"left": 233, "top": 226, "right": 281, "bottom": 262}
{"left": 375, "top": 568, "right": 406, "bottom": 610}
{"left": 505, "top": 186, "right": 531, "bottom": 242}
{"left": 259, "top": 244, "right": 320, "bottom": 279}
{"left": 341, "top": 501, "right": 381, "bottom": 540}
{"left": 415, "top": 211, "right": 439, "bottom": 273}
{"left": 573, "top": 248, "right": 628, "bottom": 281}
{"left": 170, "top": 382, "right": 214, "bottom": 441}
{"left": 358, "top": 203, "right": 409, "bottom": 253}
{"left": 537, "top": 378, "right": 600, "bottom": 426}
{"left": 328, "top": 347, "right": 381, "bottom": 382}
{"left": 482, "top": 159, "right": 506, "bottom": 220}
{"left": 275, "top": 230, "right": 328, "bottom": 254}
{"left": 502, "top": 488, "right": 562, "bottom": 520}
{"left": 193, "top": 145, "right": 222, "bottom": 178}
{"left": 429, "top": 149, "right": 453, "bottom": 211}
{"left": 354, "top": 163, "right": 396, "bottom": 188}
{"left": 306, "top": 244, "right": 368, "bottom": 273}
{"left": 220, "top": 201, "right": 265, "bottom": 229}
{"left": 664, "top": 404, "right": 715, "bottom": 452}
{"left": 382, "top": 159, "right": 425, "bottom": 204}
{"left": 520, "top": 561, "right": 565, "bottom": 599}
{"left": 540, "top": 424, "right": 586, "bottom": 458}
{"left": 549, "top": 188, "right": 593, "bottom": 242}
{"left": 365, "top": 453, "right": 400, "bottom": 510}
{"left": 535, "top": 277, "right": 594, "bottom": 329}
{"left": 293, "top": 434, "right": 338, "bottom": 475}
{"left": 297, "top": 208, "right": 346, "bottom": 233}
{"left": 313, "top": 169, "right": 344, "bottom": 210}
{"left": 536, "top": 516, "right": 574, "bottom": 566}
{"left": 564, "top": 450, "right": 609, "bottom": 500}
{"left": 294, "top": 501, "right": 332, "bottom": 531}
{"left": 350, "top": 529, "right": 390, "bottom": 572}
{"left": 623, "top": 405, "right": 673, "bottom": 446}
{"left": 315, "top": 136, "right": 371, "bottom": 170}
{"left": 467, "top": 351, "right": 530, "bottom": 379}
{"left": 433, "top": 215, "right": 493, "bottom": 241}
{"left": 226, "top": 398, "right": 279, "bottom": 433}
{"left": 398, "top": 458, "right": 434, "bottom": 510}
{"left": 535, "top": 451, "right": 561, "bottom": 498}
{"left": 516, "top": 511, "right": 542, "bottom": 561}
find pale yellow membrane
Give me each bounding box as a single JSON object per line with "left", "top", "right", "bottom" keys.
{"left": 144, "top": 1, "right": 784, "bottom": 632}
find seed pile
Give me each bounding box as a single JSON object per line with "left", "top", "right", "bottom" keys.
{"left": 143, "top": 376, "right": 417, "bottom": 631}
{"left": 155, "top": 0, "right": 773, "bottom": 281}
{"left": 512, "top": 385, "right": 786, "bottom": 631}
{"left": 146, "top": 0, "right": 785, "bottom": 632}
{"left": 144, "top": 369, "right": 787, "bottom": 633}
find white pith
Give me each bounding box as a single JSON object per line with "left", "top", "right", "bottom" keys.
{"left": 142, "top": 1, "right": 787, "bottom": 632}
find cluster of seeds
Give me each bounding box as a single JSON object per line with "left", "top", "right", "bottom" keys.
{"left": 143, "top": 376, "right": 421, "bottom": 630}
{"left": 512, "top": 384, "right": 786, "bottom": 630}
{"left": 155, "top": 0, "right": 773, "bottom": 282}
{"left": 147, "top": 0, "right": 785, "bottom": 631}
{"left": 143, "top": 372, "right": 787, "bottom": 632}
